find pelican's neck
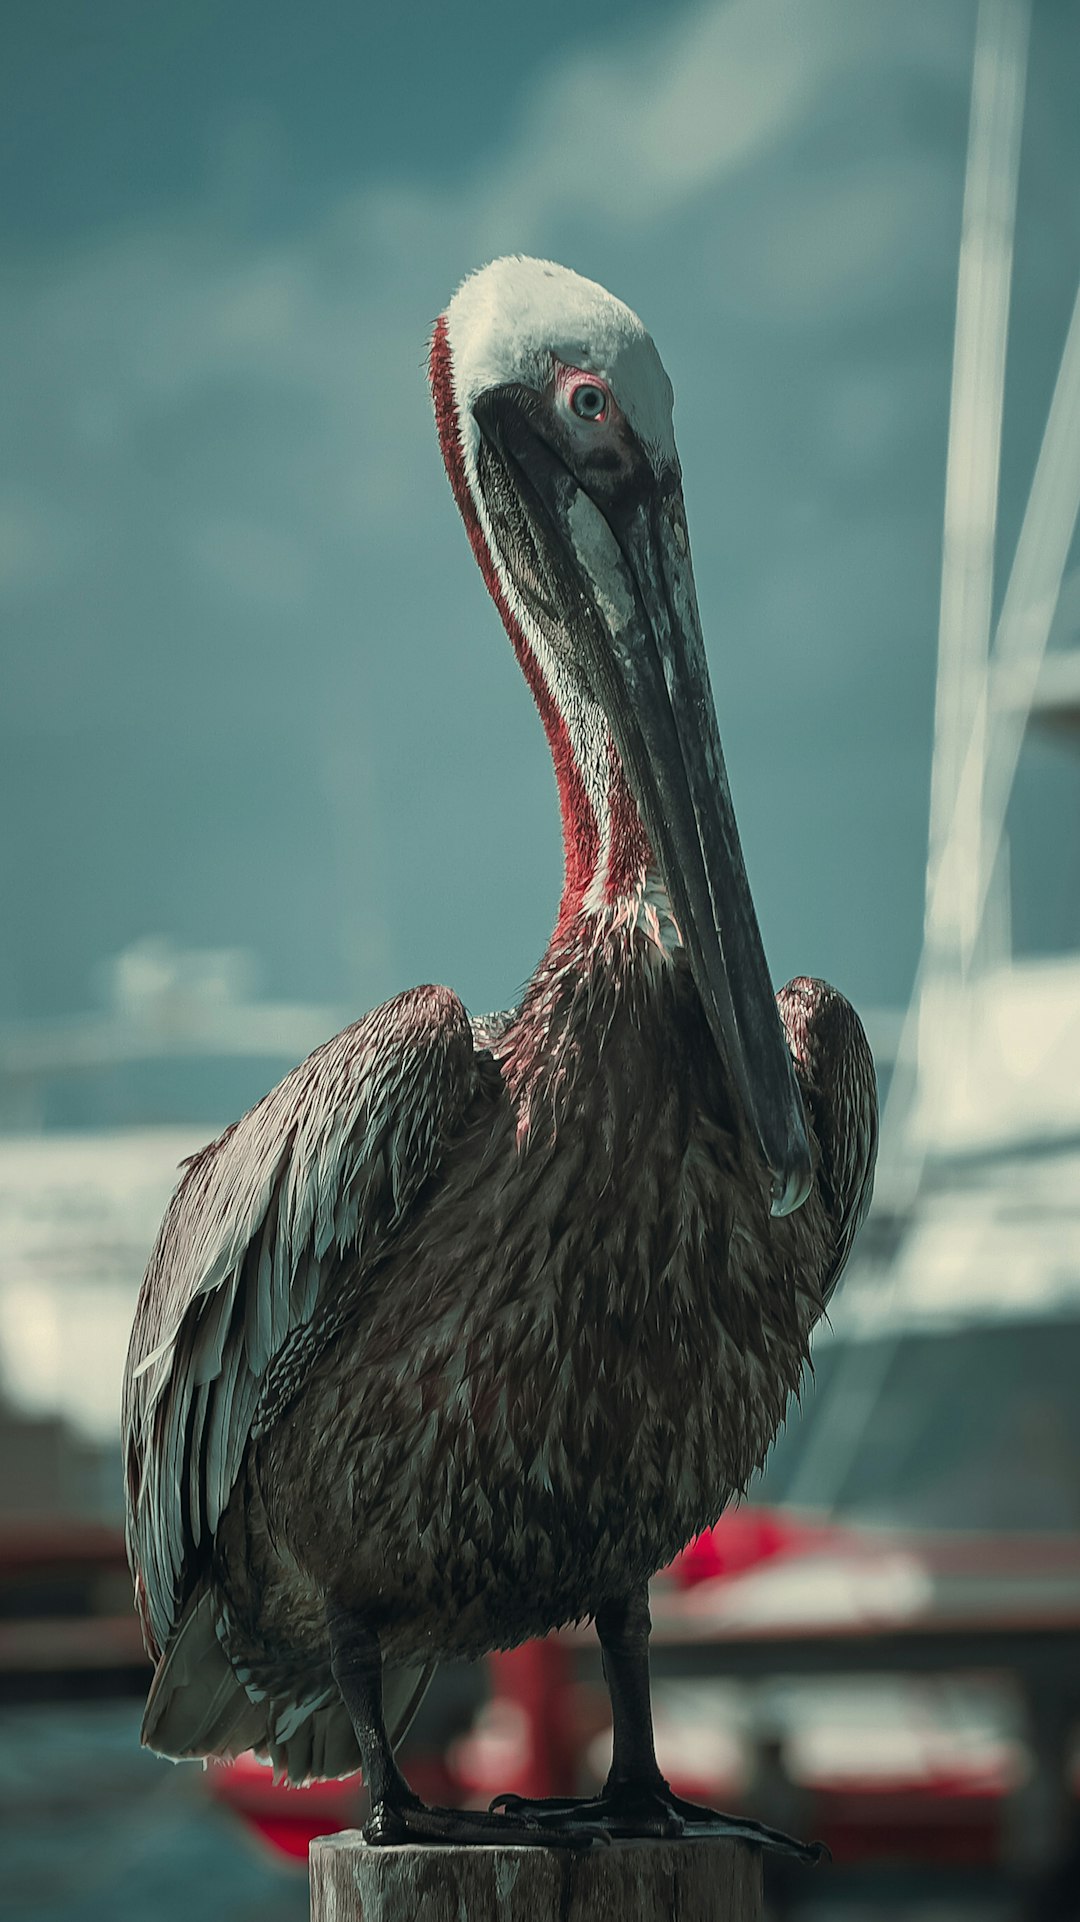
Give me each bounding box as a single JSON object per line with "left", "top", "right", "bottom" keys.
{"left": 535, "top": 673, "right": 655, "bottom": 933}
{"left": 430, "top": 315, "right": 673, "bottom": 949}
{"left": 531, "top": 686, "right": 684, "bottom": 970}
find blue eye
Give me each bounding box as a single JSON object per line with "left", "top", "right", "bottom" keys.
{"left": 570, "top": 383, "right": 607, "bottom": 421}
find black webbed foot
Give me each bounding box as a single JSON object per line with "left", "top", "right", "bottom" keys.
{"left": 326, "top": 1609, "right": 599, "bottom": 1852}
{"left": 365, "top": 1792, "right": 600, "bottom": 1850}
{"left": 490, "top": 1780, "right": 828, "bottom": 1863}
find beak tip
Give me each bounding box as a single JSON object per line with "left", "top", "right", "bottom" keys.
{"left": 769, "top": 1153, "right": 813, "bottom": 1219}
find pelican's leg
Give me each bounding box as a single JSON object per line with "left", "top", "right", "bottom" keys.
{"left": 326, "top": 1605, "right": 595, "bottom": 1850}
{"left": 492, "top": 1587, "right": 826, "bottom": 1864}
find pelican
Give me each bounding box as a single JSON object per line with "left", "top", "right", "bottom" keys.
{"left": 123, "top": 257, "right": 877, "bottom": 1855}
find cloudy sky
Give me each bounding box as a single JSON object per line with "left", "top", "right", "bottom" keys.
{"left": 5, "top": 0, "right": 1079, "bottom": 1115}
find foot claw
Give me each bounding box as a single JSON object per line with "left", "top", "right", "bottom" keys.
{"left": 364, "top": 1798, "right": 597, "bottom": 1850}
{"left": 487, "top": 1785, "right": 827, "bottom": 1863}
{"left": 490, "top": 1792, "right": 579, "bottom": 1820}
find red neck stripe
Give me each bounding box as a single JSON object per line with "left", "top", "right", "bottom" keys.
{"left": 429, "top": 315, "right": 598, "bottom": 925}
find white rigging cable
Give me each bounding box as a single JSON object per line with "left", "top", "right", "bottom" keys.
{"left": 880, "top": 268, "right": 1080, "bottom": 1198}
{"left": 874, "top": 0, "right": 1031, "bottom": 1201}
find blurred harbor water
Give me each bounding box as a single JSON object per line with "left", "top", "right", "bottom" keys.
{"left": 0, "top": 1703, "right": 306, "bottom": 1922}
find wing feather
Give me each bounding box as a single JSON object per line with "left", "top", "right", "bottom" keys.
{"left": 123, "top": 984, "right": 484, "bottom": 1659}
{"left": 777, "top": 977, "right": 878, "bottom": 1306}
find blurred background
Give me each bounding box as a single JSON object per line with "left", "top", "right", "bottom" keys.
{"left": 3, "top": 0, "right": 1080, "bottom": 1915}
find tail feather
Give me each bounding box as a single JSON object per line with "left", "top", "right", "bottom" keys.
{"left": 141, "top": 1587, "right": 260, "bottom": 1760}
{"left": 141, "top": 1584, "right": 436, "bottom": 1786}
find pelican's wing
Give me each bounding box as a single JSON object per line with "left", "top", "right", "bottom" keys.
{"left": 778, "top": 977, "right": 878, "bottom": 1307}
{"left": 122, "top": 984, "right": 489, "bottom": 1660}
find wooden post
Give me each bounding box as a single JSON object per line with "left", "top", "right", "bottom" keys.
{"left": 310, "top": 1835, "right": 763, "bottom": 1922}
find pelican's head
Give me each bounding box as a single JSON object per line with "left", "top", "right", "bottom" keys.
{"left": 431, "top": 257, "right": 810, "bottom": 1217}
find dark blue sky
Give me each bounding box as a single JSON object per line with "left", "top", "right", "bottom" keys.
{"left": 4, "top": 0, "right": 1079, "bottom": 1102}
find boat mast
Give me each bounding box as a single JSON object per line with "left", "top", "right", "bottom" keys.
{"left": 915, "top": 0, "right": 1030, "bottom": 1143}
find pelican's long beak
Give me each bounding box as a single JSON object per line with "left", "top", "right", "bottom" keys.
{"left": 474, "top": 386, "right": 812, "bottom": 1216}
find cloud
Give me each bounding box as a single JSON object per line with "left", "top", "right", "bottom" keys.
{"left": 188, "top": 517, "right": 313, "bottom": 610}
{"left": 0, "top": 498, "right": 84, "bottom": 593}
{"left": 2, "top": 0, "right": 985, "bottom": 1018}
{"left": 477, "top": 0, "right": 960, "bottom": 244}
{"left": 2, "top": 0, "right": 969, "bottom": 623}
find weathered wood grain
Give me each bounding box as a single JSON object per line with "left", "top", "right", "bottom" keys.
{"left": 309, "top": 1834, "right": 763, "bottom": 1922}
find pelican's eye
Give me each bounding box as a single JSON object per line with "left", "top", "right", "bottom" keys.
{"left": 570, "top": 382, "right": 608, "bottom": 423}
